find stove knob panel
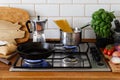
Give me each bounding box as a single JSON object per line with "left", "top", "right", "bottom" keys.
{"left": 90, "top": 47, "right": 101, "bottom": 62}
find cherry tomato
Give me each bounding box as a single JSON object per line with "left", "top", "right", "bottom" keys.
{"left": 103, "top": 48, "right": 108, "bottom": 55}
{"left": 107, "top": 47, "right": 115, "bottom": 56}
{"left": 103, "top": 44, "right": 115, "bottom": 56}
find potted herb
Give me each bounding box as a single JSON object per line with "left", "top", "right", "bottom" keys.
{"left": 91, "top": 8, "right": 116, "bottom": 47}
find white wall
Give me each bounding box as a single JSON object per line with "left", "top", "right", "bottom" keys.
{"left": 0, "top": 0, "right": 120, "bottom": 39}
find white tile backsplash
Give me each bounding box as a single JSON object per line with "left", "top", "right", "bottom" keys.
{"left": 0, "top": 0, "right": 20, "bottom": 3}
{"left": 48, "top": 17, "right": 72, "bottom": 29}
{"left": 73, "top": 17, "right": 91, "bottom": 28}
{"left": 47, "top": 0, "right": 72, "bottom": 4}
{"left": 60, "top": 5, "right": 84, "bottom": 16}
{"left": 22, "top": 0, "right": 46, "bottom": 3}
{"left": 73, "top": 0, "right": 97, "bottom": 3}
{"left": 84, "top": 29, "right": 96, "bottom": 39}
{"left": 99, "top": 0, "right": 120, "bottom": 3}
{"left": 0, "top": 0, "right": 120, "bottom": 39}
{"left": 0, "top": 4, "right": 9, "bottom": 7}
{"left": 85, "top": 5, "right": 110, "bottom": 16}
{"left": 35, "top": 5, "right": 59, "bottom": 16}
{"left": 10, "top": 4, "right": 35, "bottom": 16}
{"left": 111, "top": 5, "right": 120, "bottom": 17}
{"left": 45, "top": 29, "right": 60, "bottom": 39}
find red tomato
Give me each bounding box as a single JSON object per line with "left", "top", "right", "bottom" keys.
{"left": 107, "top": 47, "right": 115, "bottom": 56}
{"left": 103, "top": 44, "right": 115, "bottom": 56}
{"left": 103, "top": 48, "right": 108, "bottom": 55}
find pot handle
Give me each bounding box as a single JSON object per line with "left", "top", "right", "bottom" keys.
{"left": 26, "top": 20, "right": 32, "bottom": 33}
{"left": 81, "top": 23, "right": 90, "bottom": 29}
{"left": 60, "top": 29, "right": 62, "bottom": 43}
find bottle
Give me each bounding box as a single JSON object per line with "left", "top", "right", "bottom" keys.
{"left": 113, "top": 31, "right": 120, "bottom": 43}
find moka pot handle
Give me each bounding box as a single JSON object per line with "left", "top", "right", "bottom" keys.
{"left": 26, "top": 20, "right": 32, "bottom": 33}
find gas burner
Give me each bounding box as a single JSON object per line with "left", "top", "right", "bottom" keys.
{"left": 25, "top": 59, "right": 42, "bottom": 63}
{"left": 62, "top": 55, "right": 79, "bottom": 67}
{"left": 63, "top": 46, "right": 77, "bottom": 49}
{"left": 22, "top": 59, "right": 51, "bottom": 68}
{"left": 63, "top": 46, "right": 78, "bottom": 53}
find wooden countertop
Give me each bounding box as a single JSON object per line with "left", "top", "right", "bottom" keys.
{"left": 0, "top": 55, "right": 120, "bottom": 80}
{"left": 46, "top": 39, "right": 96, "bottom": 43}
{"left": 1, "top": 39, "right": 120, "bottom": 80}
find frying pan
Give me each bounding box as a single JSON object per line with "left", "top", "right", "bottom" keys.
{"left": 17, "top": 42, "right": 54, "bottom": 60}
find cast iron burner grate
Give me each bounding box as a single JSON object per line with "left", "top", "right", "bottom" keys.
{"left": 12, "top": 43, "right": 91, "bottom": 69}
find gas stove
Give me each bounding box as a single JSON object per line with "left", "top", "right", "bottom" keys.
{"left": 9, "top": 43, "right": 111, "bottom": 71}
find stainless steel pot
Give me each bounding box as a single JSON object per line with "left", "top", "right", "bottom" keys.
{"left": 60, "top": 23, "right": 90, "bottom": 46}
{"left": 60, "top": 28, "right": 82, "bottom": 46}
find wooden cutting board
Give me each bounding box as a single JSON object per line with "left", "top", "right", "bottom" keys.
{"left": 0, "top": 51, "right": 17, "bottom": 59}
{"left": 0, "top": 7, "right": 30, "bottom": 44}
{"left": 0, "top": 20, "right": 25, "bottom": 44}
{"left": 104, "top": 54, "right": 120, "bottom": 72}
{"left": 109, "top": 61, "right": 120, "bottom": 72}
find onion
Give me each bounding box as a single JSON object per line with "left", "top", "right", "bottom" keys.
{"left": 112, "top": 51, "right": 120, "bottom": 57}
{"left": 111, "top": 56, "right": 120, "bottom": 64}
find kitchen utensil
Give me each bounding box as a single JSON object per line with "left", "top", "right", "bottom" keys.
{"left": 114, "top": 19, "right": 120, "bottom": 32}
{"left": 114, "top": 33, "right": 120, "bottom": 43}
{"left": 0, "top": 41, "right": 8, "bottom": 46}
{"left": 113, "top": 19, "right": 120, "bottom": 43}
{"left": 54, "top": 19, "right": 73, "bottom": 33}
{"left": 0, "top": 51, "right": 17, "bottom": 59}
{"left": 17, "top": 42, "right": 54, "bottom": 60}
{"left": 26, "top": 16, "right": 47, "bottom": 42}
{"left": 60, "top": 23, "right": 90, "bottom": 45}
{"left": 0, "top": 7, "right": 30, "bottom": 44}
{"left": 0, "top": 58, "right": 11, "bottom": 65}
{"left": 0, "top": 20, "right": 25, "bottom": 44}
